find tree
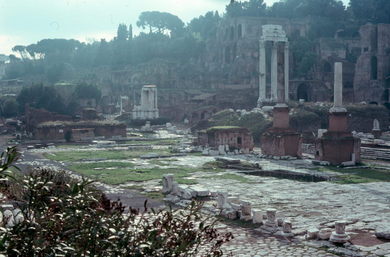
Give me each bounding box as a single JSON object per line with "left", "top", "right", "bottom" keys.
{"left": 188, "top": 11, "right": 221, "bottom": 40}
{"left": 349, "top": 0, "right": 390, "bottom": 24}
{"left": 12, "top": 45, "right": 29, "bottom": 60}
{"left": 74, "top": 83, "right": 102, "bottom": 102}
{"left": 225, "top": 0, "right": 244, "bottom": 17}
{"left": 0, "top": 98, "right": 18, "bottom": 118}
{"left": 17, "top": 84, "right": 67, "bottom": 114}
{"left": 242, "top": 0, "right": 266, "bottom": 17}
{"left": 137, "top": 11, "right": 185, "bottom": 37}
{"left": 116, "top": 23, "right": 129, "bottom": 41}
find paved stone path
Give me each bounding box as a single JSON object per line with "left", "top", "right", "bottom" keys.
{"left": 216, "top": 224, "right": 338, "bottom": 257}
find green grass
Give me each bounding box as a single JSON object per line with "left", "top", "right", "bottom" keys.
{"left": 141, "top": 191, "right": 165, "bottom": 200}
{"left": 70, "top": 161, "right": 135, "bottom": 170}
{"left": 175, "top": 178, "right": 198, "bottom": 185}
{"left": 44, "top": 149, "right": 171, "bottom": 162}
{"left": 56, "top": 144, "right": 85, "bottom": 149}
{"left": 317, "top": 165, "right": 390, "bottom": 184}
{"left": 123, "top": 139, "right": 179, "bottom": 145}
{"left": 68, "top": 165, "right": 204, "bottom": 185}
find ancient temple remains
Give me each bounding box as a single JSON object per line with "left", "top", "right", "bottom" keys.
{"left": 257, "top": 25, "right": 289, "bottom": 106}
{"left": 259, "top": 26, "right": 301, "bottom": 157}
{"left": 132, "top": 85, "right": 159, "bottom": 120}
{"left": 315, "top": 63, "right": 361, "bottom": 165}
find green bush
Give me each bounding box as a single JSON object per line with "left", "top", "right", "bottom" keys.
{"left": 0, "top": 149, "right": 233, "bottom": 256}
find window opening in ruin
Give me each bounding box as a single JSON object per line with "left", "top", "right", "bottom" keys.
{"left": 382, "top": 89, "right": 389, "bottom": 102}
{"left": 324, "top": 61, "right": 332, "bottom": 72}
{"left": 297, "top": 83, "right": 309, "bottom": 102}
{"left": 225, "top": 46, "right": 231, "bottom": 63}
{"left": 237, "top": 137, "right": 242, "bottom": 144}
{"left": 230, "top": 26, "right": 234, "bottom": 40}
{"left": 371, "top": 56, "right": 378, "bottom": 80}
{"left": 238, "top": 24, "right": 242, "bottom": 38}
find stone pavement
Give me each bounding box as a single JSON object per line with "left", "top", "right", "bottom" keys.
{"left": 217, "top": 224, "right": 338, "bottom": 257}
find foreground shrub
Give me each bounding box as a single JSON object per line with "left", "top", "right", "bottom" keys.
{"left": 0, "top": 161, "right": 233, "bottom": 256}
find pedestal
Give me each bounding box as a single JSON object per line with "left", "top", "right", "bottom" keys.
{"left": 260, "top": 105, "right": 302, "bottom": 157}
{"left": 372, "top": 129, "right": 382, "bottom": 139}
{"left": 315, "top": 111, "right": 361, "bottom": 165}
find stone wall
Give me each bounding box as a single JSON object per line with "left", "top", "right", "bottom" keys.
{"left": 33, "top": 121, "right": 127, "bottom": 142}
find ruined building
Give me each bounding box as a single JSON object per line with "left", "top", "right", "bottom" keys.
{"left": 132, "top": 85, "right": 159, "bottom": 120}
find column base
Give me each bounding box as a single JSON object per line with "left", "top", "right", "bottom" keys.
{"left": 315, "top": 132, "right": 361, "bottom": 165}
{"left": 261, "top": 128, "right": 302, "bottom": 157}
{"left": 330, "top": 232, "right": 350, "bottom": 243}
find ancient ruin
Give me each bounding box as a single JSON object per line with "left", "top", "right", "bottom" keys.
{"left": 259, "top": 25, "right": 301, "bottom": 158}
{"left": 132, "top": 85, "right": 159, "bottom": 120}
{"left": 315, "top": 62, "right": 361, "bottom": 165}
{"left": 197, "top": 126, "right": 254, "bottom": 154}
{"left": 257, "top": 25, "right": 289, "bottom": 106}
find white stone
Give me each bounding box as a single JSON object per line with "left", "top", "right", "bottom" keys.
{"left": 306, "top": 228, "right": 319, "bottom": 240}
{"left": 282, "top": 220, "right": 293, "bottom": 237}
{"left": 318, "top": 129, "right": 328, "bottom": 138}
{"left": 132, "top": 85, "right": 159, "bottom": 120}
{"left": 330, "top": 221, "right": 350, "bottom": 244}
{"left": 252, "top": 210, "right": 263, "bottom": 224}
{"left": 373, "top": 119, "right": 380, "bottom": 131}
{"left": 217, "top": 193, "right": 228, "bottom": 209}
{"left": 178, "top": 187, "right": 193, "bottom": 200}
{"left": 218, "top": 145, "right": 226, "bottom": 155}
{"left": 240, "top": 201, "right": 252, "bottom": 221}
{"left": 3, "top": 210, "right": 14, "bottom": 228}
{"left": 318, "top": 228, "right": 333, "bottom": 240}
{"left": 162, "top": 174, "right": 174, "bottom": 194}
{"left": 265, "top": 208, "right": 277, "bottom": 227}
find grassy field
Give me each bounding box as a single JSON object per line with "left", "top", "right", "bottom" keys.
{"left": 317, "top": 165, "right": 390, "bottom": 184}
{"left": 122, "top": 139, "right": 180, "bottom": 145}
{"left": 67, "top": 160, "right": 224, "bottom": 185}
{"left": 43, "top": 149, "right": 171, "bottom": 162}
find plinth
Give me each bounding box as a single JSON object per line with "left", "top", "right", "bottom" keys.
{"left": 261, "top": 104, "right": 302, "bottom": 157}
{"left": 315, "top": 110, "right": 361, "bottom": 165}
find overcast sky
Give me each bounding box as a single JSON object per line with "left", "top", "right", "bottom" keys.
{"left": 0, "top": 0, "right": 350, "bottom": 55}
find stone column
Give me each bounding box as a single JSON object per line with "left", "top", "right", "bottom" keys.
{"left": 331, "top": 62, "right": 345, "bottom": 112}
{"left": 284, "top": 42, "right": 289, "bottom": 102}
{"left": 271, "top": 41, "right": 278, "bottom": 102}
{"left": 258, "top": 40, "right": 267, "bottom": 106}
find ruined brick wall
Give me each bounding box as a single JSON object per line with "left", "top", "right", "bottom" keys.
{"left": 354, "top": 24, "right": 390, "bottom": 103}
{"left": 94, "top": 124, "right": 127, "bottom": 138}
{"left": 25, "top": 106, "right": 72, "bottom": 132}
{"left": 209, "top": 129, "right": 254, "bottom": 151}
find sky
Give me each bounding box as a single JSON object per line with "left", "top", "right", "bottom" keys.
{"left": 0, "top": 0, "right": 350, "bottom": 55}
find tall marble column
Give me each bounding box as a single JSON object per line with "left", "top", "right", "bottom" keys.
{"left": 258, "top": 40, "right": 266, "bottom": 106}
{"left": 331, "top": 62, "right": 346, "bottom": 112}
{"left": 271, "top": 41, "right": 278, "bottom": 102}
{"left": 284, "top": 42, "right": 289, "bottom": 102}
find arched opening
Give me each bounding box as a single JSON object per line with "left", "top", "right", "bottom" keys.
{"left": 371, "top": 56, "right": 378, "bottom": 80}
{"left": 230, "top": 26, "right": 234, "bottom": 40}
{"left": 238, "top": 24, "right": 242, "bottom": 38}
{"left": 297, "top": 84, "right": 310, "bottom": 102}
{"left": 382, "top": 89, "right": 389, "bottom": 102}
{"left": 225, "top": 46, "right": 231, "bottom": 63}
{"left": 323, "top": 61, "right": 332, "bottom": 72}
